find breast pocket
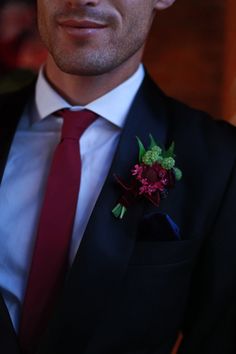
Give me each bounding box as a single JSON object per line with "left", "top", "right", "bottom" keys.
{"left": 129, "top": 237, "right": 202, "bottom": 267}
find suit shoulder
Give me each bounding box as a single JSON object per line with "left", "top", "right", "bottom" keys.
{"left": 162, "top": 93, "right": 236, "bottom": 154}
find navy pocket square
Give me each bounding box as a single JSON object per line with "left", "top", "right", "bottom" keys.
{"left": 138, "top": 212, "right": 181, "bottom": 241}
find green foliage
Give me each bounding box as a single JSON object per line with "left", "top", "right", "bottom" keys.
{"left": 161, "top": 157, "right": 175, "bottom": 170}
{"left": 136, "top": 135, "right": 182, "bottom": 176}
{"left": 173, "top": 167, "right": 182, "bottom": 181}
{"left": 136, "top": 136, "right": 146, "bottom": 163}
{"left": 163, "top": 142, "right": 175, "bottom": 159}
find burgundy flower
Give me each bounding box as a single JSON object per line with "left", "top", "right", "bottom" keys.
{"left": 112, "top": 136, "right": 182, "bottom": 219}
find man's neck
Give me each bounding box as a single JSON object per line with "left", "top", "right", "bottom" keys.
{"left": 44, "top": 54, "right": 143, "bottom": 106}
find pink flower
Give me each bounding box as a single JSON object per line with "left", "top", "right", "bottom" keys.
{"left": 132, "top": 164, "right": 144, "bottom": 179}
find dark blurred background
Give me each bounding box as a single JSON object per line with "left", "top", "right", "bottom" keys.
{"left": 0, "top": 0, "right": 236, "bottom": 124}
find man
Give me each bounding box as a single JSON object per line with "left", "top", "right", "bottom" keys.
{"left": 0, "top": 0, "right": 235, "bottom": 353}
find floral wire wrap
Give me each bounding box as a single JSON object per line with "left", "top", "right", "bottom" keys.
{"left": 112, "top": 135, "right": 182, "bottom": 219}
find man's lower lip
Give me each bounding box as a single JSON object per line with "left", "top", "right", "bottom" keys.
{"left": 60, "top": 26, "right": 105, "bottom": 38}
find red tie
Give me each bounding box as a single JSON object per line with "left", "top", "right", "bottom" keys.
{"left": 19, "top": 109, "right": 98, "bottom": 354}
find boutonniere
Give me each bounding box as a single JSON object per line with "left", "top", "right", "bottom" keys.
{"left": 112, "top": 135, "right": 182, "bottom": 219}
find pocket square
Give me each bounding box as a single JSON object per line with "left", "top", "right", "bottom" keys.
{"left": 138, "top": 212, "right": 181, "bottom": 241}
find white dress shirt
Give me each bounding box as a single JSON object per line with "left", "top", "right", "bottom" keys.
{"left": 0, "top": 65, "right": 145, "bottom": 332}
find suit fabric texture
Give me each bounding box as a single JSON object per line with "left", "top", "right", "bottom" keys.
{"left": 0, "top": 73, "right": 236, "bottom": 354}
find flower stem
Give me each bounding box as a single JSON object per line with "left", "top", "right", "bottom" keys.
{"left": 112, "top": 203, "right": 127, "bottom": 219}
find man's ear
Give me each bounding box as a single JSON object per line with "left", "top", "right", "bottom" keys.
{"left": 154, "top": 0, "right": 176, "bottom": 10}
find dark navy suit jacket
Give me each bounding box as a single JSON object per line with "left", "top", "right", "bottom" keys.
{"left": 0, "top": 73, "right": 236, "bottom": 354}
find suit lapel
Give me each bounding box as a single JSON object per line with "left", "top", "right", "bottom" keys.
{"left": 46, "top": 75, "right": 170, "bottom": 350}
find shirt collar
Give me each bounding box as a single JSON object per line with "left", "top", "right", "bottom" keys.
{"left": 34, "top": 64, "right": 145, "bottom": 129}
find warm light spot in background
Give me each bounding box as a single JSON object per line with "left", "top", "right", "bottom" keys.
{"left": 144, "top": 0, "right": 236, "bottom": 123}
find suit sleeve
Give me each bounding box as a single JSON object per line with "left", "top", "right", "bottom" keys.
{"left": 178, "top": 162, "right": 236, "bottom": 354}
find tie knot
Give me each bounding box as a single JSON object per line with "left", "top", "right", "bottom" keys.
{"left": 58, "top": 109, "right": 98, "bottom": 139}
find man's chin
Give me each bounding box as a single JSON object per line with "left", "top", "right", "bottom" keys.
{"left": 60, "top": 67, "right": 105, "bottom": 76}
{"left": 54, "top": 58, "right": 116, "bottom": 77}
